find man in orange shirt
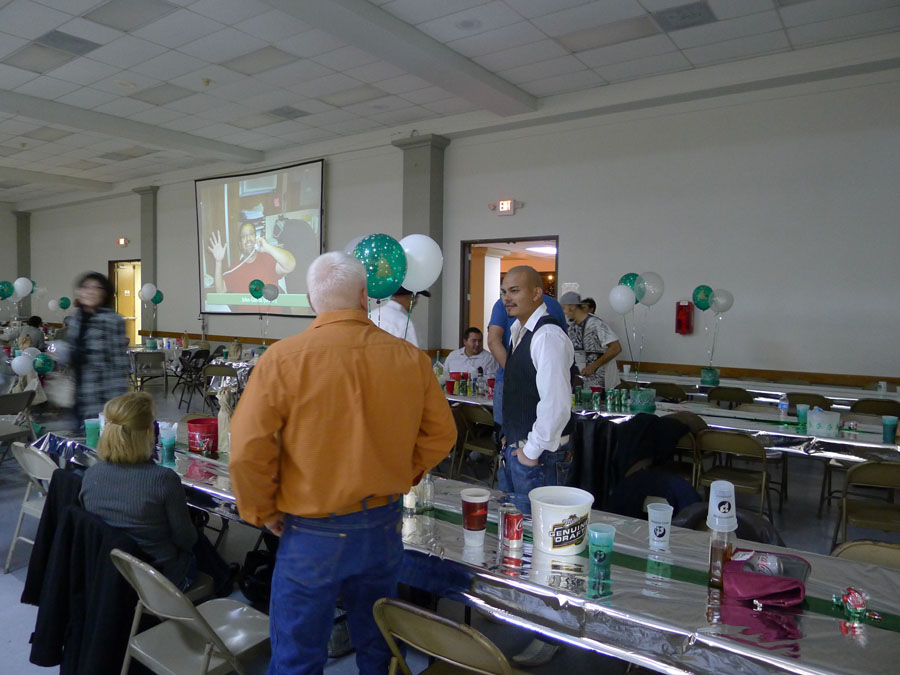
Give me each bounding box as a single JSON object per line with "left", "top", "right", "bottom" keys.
{"left": 229, "top": 251, "right": 456, "bottom": 675}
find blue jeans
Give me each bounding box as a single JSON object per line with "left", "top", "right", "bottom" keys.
{"left": 268, "top": 503, "right": 403, "bottom": 675}
{"left": 497, "top": 441, "right": 574, "bottom": 515}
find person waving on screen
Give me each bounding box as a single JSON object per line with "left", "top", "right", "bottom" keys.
{"left": 208, "top": 224, "right": 296, "bottom": 309}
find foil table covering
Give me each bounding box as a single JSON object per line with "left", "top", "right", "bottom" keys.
{"left": 208, "top": 358, "right": 254, "bottom": 391}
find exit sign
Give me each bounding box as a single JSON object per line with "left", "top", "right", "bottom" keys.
{"left": 498, "top": 199, "right": 515, "bottom": 215}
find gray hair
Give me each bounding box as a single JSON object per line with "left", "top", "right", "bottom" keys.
{"left": 306, "top": 251, "right": 367, "bottom": 313}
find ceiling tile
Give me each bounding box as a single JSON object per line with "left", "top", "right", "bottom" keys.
{"left": 0, "top": 0, "right": 70, "bottom": 40}
{"left": 312, "top": 46, "right": 379, "bottom": 71}
{"left": 33, "top": 1, "right": 107, "bottom": 14}
{"left": 41, "top": 56, "right": 119, "bottom": 85}
{"left": 254, "top": 119, "right": 309, "bottom": 137}
{"left": 194, "top": 102, "right": 252, "bottom": 123}
{"left": 321, "top": 117, "right": 383, "bottom": 134}
{"left": 779, "top": 0, "right": 899, "bottom": 28}
{"left": 189, "top": 0, "right": 270, "bottom": 25}
{"left": 255, "top": 59, "right": 334, "bottom": 86}
{"left": 55, "top": 17, "right": 123, "bottom": 44}
{"left": 130, "top": 82, "right": 194, "bottom": 104}
{"left": 445, "top": 21, "right": 546, "bottom": 57}
{"left": 299, "top": 109, "right": 357, "bottom": 127}
{"left": 319, "top": 84, "right": 385, "bottom": 106}
{"left": 502, "top": 0, "right": 594, "bottom": 20}
{"left": 279, "top": 97, "right": 334, "bottom": 115}
{"left": 497, "top": 54, "right": 587, "bottom": 85}
{"left": 13, "top": 74, "right": 81, "bottom": 98}
{"left": 221, "top": 46, "right": 297, "bottom": 76}
{"left": 158, "top": 115, "right": 207, "bottom": 132}
{"left": 276, "top": 29, "right": 346, "bottom": 59}
{"left": 373, "top": 73, "right": 432, "bottom": 94}
{"left": 93, "top": 96, "right": 155, "bottom": 116}
{"left": 474, "top": 38, "right": 568, "bottom": 72}
{"left": 670, "top": 10, "right": 782, "bottom": 49}
{"left": 418, "top": 1, "right": 522, "bottom": 43}
{"left": 532, "top": 0, "right": 646, "bottom": 37}
{"left": 132, "top": 9, "right": 225, "bottom": 48}
{"left": 370, "top": 105, "right": 435, "bottom": 126}
{"left": 89, "top": 35, "right": 168, "bottom": 69}
{"left": 343, "top": 95, "right": 415, "bottom": 116}
{"left": 2, "top": 43, "right": 74, "bottom": 74}
{"left": 240, "top": 90, "right": 305, "bottom": 113}
{"left": 84, "top": 0, "right": 179, "bottom": 32}
{"left": 131, "top": 50, "right": 205, "bottom": 79}
{"left": 0, "top": 62, "right": 38, "bottom": 88}
{"left": 381, "top": 0, "right": 488, "bottom": 26}
{"left": 22, "top": 125, "right": 71, "bottom": 140}
{"left": 518, "top": 68, "right": 606, "bottom": 95}
{"left": 234, "top": 9, "right": 310, "bottom": 41}
{"left": 344, "top": 60, "right": 405, "bottom": 84}
{"left": 207, "top": 76, "right": 274, "bottom": 102}
{"left": 220, "top": 129, "right": 272, "bottom": 145}
{"left": 164, "top": 91, "right": 225, "bottom": 114}
{"left": 788, "top": 6, "right": 900, "bottom": 46}
{"left": 178, "top": 27, "right": 266, "bottom": 63}
{"left": 169, "top": 64, "right": 246, "bottom": 92}
{"left": 576, "top": 34, "right": 678, "bottom": 68}
{"left": 399, "top": 86, "right": 452, "bottom": 104}
{"left": 128, "top": 106, "right": 184, "bottom": 125}
{"left": 422, "top": 96, "right": 481, "bottom": 115}
{"left": 707, "top": 0, "right": 776, "bottom": 21}
{"left": 593, "top": 50, "right": 690, "bottom": 81}
{"left": 55, "top": 86, "right": 119, "bottom": 108}
{"left": 683, "top": 30, "right": 789, "bottom": 66}
{"left": 192, "top": 123, "right": 242, "bottom": 139}
{"left": 270, "top": 128, "right": 336, "bottom": 146}
{"left": 287, "top": 73, "right": 360, "bottom": 98}
{"left": 0, "top": 32, "right": 29, "bottom": 60}
{"left": 91, "top": 70, "right": 161, "bottom": 95}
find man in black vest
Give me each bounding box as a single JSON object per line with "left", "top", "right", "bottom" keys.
{"left": 497, "top": 265, "right": 575, "bottom": 515}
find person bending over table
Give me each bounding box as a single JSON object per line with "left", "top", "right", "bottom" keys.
{"left": 229, "top": 252, "right": 456, "bottom": 675}
{"left": 560, "top": 291, "right": 621, "bottom": 392}
{"left": 444, "top": 326, "right": 498, "bottom": 380}
{"left": 497, "top": 266, "right": 575, "bottom": 515}
{"left": 1, "top": 315, "right": 45, "bottom": 350}
{"left": 80, "top": 392, "right": 230, "bottom": 593}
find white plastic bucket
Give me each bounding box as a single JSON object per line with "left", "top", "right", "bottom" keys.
{"left": 808, "top": 410, "right": 841, "bottom": 438}
{"left": 528, "top": 486, "right": 594, "bottom": 556}
{"left": 529, "top": 549, "right": 588, "bottom": 589}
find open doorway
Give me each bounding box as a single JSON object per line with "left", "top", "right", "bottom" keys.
{"left": 459, "top": 236, "right": 558, "bottom": 343}
{"left": 109, "top": 260, "right": 141, "bottom": 346}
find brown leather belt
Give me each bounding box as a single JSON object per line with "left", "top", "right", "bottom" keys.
{"left": 313, "top": 494, "right": 401, "bottom": 518}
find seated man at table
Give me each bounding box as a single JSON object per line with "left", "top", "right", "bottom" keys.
{"left": 1, "top": 315, "right": 45, "bottom": 350}
{"left": 444, "top": 327, "right": 498, "bottom": 381}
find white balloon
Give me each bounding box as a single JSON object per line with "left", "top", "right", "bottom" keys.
{"left": 14, "top": 277, "right": 32, "bottom": 298}
{"left": 140, "top": 283, "right": 157, "bottom": 302}
{"left": 9, "top": 291, "right": 21, "bottom": 304}
{"left": 12, "top": 355, "right": 34, "bottom": 376}
{"left": 636, "top": 272, "right": 665, "bottom": 307}
{"left": 23, "top": 347, "right": 41, "bottom": 359}
{"left": 48, "top": 298, "right": 60, "bottom": 311}
{"left": 710, "top": 289, "right": 734, "bottom": 314}
{"left": 399, "top": 234, "right": 443, "bottom": 293}
{"left": 609, "top": 284, "right": 636, "bottom": 315}
{"left": 342, "top": 235, "right": 365, "bottom": 255}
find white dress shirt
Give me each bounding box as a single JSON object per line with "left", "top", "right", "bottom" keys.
{"left": 509, "top": 304, "right": 574, "bottom": 460}
{"left": 444, "top": 346, "right": 498, "bottom": 380}
{"left": 368, "top": 299, "right": 418, "bottom": 347}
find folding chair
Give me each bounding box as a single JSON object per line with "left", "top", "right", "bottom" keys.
{"left": 832, "top": 461, "right": 900, "bottom": 549}
{"left": 831, "top": 540, "right": 900, "bottom": 570}
{"left": 707, "top": 386, "right": 753, "bottom": 409}
{"left": 0, "top": 390, "right": 37, "bottom": 464}
{"left": 133, "top": 351, "right": 168, "bottom": 396}
{"left": 697, "top": 430, "right": 771, "bottom": 519}
{"left": 453, "top": 404, "right": 499, "bottom": 487}
{"left": 5, "top": 442, "right": 58, "bottom": 572}
{"left": 201, "top": 365, "right": 239, "bottom": 413}
{"left": 850, "top": 398, "right": 900, "bottom": 418}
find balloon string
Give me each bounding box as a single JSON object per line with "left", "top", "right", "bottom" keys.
{"left": 636, "top": 305, "right": 647, "bottom": 383}
{"left": 622, "top": 312, "right": 635, "bottom": 362}
{"left": 709, "top": 315, "right": 721, "bottom": 368}
{"left": 403, "top": 294, "right": 414, "bottom": 341}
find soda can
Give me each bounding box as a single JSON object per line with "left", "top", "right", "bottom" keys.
{"left": 501, "top": 547, "right": 524, "bottom": 577}
{"left": 500, "top": 504, "right": 524, "bottom": 549}
{"left": 592, "top": 391, "right": 602, "bottom": 410}
{"left": 847, "top": 420, "right": 858, "bottom": 431}
{"left": 751, "top": 552, "right": 782, "bottom": 576}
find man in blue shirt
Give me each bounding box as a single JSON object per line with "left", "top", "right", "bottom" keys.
{"left": 486, "top": 292, "right": 567, "bottom": 430}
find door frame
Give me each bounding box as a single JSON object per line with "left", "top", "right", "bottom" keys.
{"left": 458, "top": 235, "right": 559, "bottom": 344}
{"left": 109, "top": 259, "right": 141, "bottom": 345}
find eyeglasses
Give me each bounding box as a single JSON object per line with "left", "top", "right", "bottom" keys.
{"left": 80, "top": 284, "right": 105, "bottom": 291}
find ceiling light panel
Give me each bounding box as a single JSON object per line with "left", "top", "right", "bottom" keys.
{"left": 532, "top": 1, "right": 647, "bottom": 37}
{"left": 23, "top": 126, "right": 73, "bottom": 142}
{"left": 35, "top": 31, "right": 103, "bottom": 56}
{"left": 85, "top": 0, "right": 179, "bottom": 33}
{"left": 320, "top": 84, "right": 387, "bottom": 107}
{"left": 130, "top": 83, "right": 195, "bottom": 105}
{"left": 268, "top": 106, "right": 310, "bottom": 120}
{"left": 231, "top": 113, "right": 282, "bottom": 130}
{"left": 2, "top": 44, "right": 74, "bottom": 74}
{"left": 653, "top": 1, "right": 717, "bottom": 32}
{"left": 221, "top": 47, "right": 297, "bottom": 75}
{"left": 558, "top": 15, "right": 661, "bottom": 52}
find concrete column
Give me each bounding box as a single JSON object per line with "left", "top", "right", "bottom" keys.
{"left": 14, "top": 211, "right": 30, "bottom": 316}
{"left": 133, "top": 186, "right": 159, "bottom": 334}
{"left": 391, "top": 134, "right": 450, "bottom": 350}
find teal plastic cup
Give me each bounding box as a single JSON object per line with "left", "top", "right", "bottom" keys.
{"left": 588, "top": 523, "right": 615, "bottom": 566}
{"left": 883, "top": 416, "right": 898, "bottom": 444}
{"left": 84, "top": 418, "right": 100, "bottom": 448}
{"left": 796, "top": 404, "right": 810, "bottom": 427}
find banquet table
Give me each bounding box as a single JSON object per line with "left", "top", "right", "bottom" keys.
{"left": 126, "top": 344, "right": 197, "bottom": 372}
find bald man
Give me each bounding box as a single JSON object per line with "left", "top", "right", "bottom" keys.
{"left": 498, "top": 265, "right": 575, "bottom": 515}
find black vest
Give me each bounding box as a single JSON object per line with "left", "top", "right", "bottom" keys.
{"left": 503, "top": 314, "right": 573, "bottom": 446}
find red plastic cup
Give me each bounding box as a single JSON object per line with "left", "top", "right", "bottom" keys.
{"left": 449, "top": 371, "right": 462, "bottom": 381}
{"left": 461, "top": 488, "right": 490, "bottom": 547}
{"left": 488, "top": 378, "right": 496, "bottom": 389}
{"left": 444, "top": 380, "right": 455, "bottom": 395}
{"left": 460, "top": 372, "right": 469, "bottom": 381}
{"left": 590, "top": 386, "right": 604, "bottom": 393}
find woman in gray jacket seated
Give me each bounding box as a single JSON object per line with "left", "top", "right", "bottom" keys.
{"left": 80, "top": 391, "right": 198, "bottom": 589}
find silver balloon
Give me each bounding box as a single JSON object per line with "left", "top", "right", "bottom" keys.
{"left": 635, "top": 272, "right": 665, "bottom": 307}
{"left": 262, "top": 284, "right": 280, "bottom": 301}
{"left": 710, "top": 289, "right": 734, "bottom": 313}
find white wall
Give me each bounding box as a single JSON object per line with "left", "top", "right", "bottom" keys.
{"left": 155, "top": 145, "right": 403, "bottom": 340}
{"left": 0, "top": 205, "right": 17, "bottom": 321}
{"left": 30, "top": 194, "right": 141, "bottom": 318}
{"left": 482, "top": 255, "right": 501, "bottom": 336}
{"left": 441, "top": 80, "right": 900, "bottom": 377}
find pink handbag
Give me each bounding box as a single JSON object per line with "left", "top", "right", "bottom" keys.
{"left": 723, "top": 549, "right": 811, "bottom": 608}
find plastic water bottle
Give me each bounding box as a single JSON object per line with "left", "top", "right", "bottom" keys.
{"left": 778, "top": 394, "right": 789, "bottom": 420}
{"left": 419, "top": 472, "right": 434, "bottom": 512}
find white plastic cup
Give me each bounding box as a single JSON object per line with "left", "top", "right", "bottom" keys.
{"left": 706, "top": 480, "right": 738, "bottom": 532}
{"left": 647, "top": 503, "right": 674, "bottom": 551}
{"left": 623, "top": 364, "right": 631, "bottom": 375}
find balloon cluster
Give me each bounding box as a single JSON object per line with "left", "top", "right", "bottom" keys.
{"left": 248, "top": 279, "right": 280, "bottom": 302}
{"left": 0, "top": 277, "right": 36, "bottom": 304}
{"left": 609, "top": 271, "right": 665, "bottom": 314}
{"left": 344, "top": 233, "right": 443, "bottom": 300}
{"left": 11, "top": 348, "right": 54, "bottom": 377}
{"left": 140, "top": 283, "right": 164, "bottom": 305}
{"left": 693, "top": 285, "right": 733, "bottom": 314}
{"left": 48, "top": 297, "right": 71, "bottom": 312}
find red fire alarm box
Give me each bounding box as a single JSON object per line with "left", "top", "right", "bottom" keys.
{"left": 676, "top": 301, "right": 694, "bottom": 335}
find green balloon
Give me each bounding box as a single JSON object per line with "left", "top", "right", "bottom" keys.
{"left": 30, "top": 279, "right": 36, "bottom": 293}
{"left": 618, "top": 273, "right": 640, "bottom": 304}
{"left": 693, "top": 285, "right": 713, "bottom": 311}
{"left": 353, "top": 233, "right": 407, "bottom": 300}
{"left": 33, "top": 353, "right": 55, "bottom": 375}
{"left": 152, "top": 290, "right": 164, "bottom": 304}
{"left": 248, "top": 279, "right": 264, "bottom": 299}
{"left": 59, "top": 296, "right": 71, "bottom": 310}
{"left": 0, "top": 281, "right": 12, "bottom": 300}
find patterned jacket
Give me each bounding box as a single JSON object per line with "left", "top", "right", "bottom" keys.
{"left": 67, "top": 308, "right": 130, "bottom": 418}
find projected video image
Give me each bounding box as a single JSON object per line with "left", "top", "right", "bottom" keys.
{"left": 196, "top": 159, "right": 323, "bottom": 316}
